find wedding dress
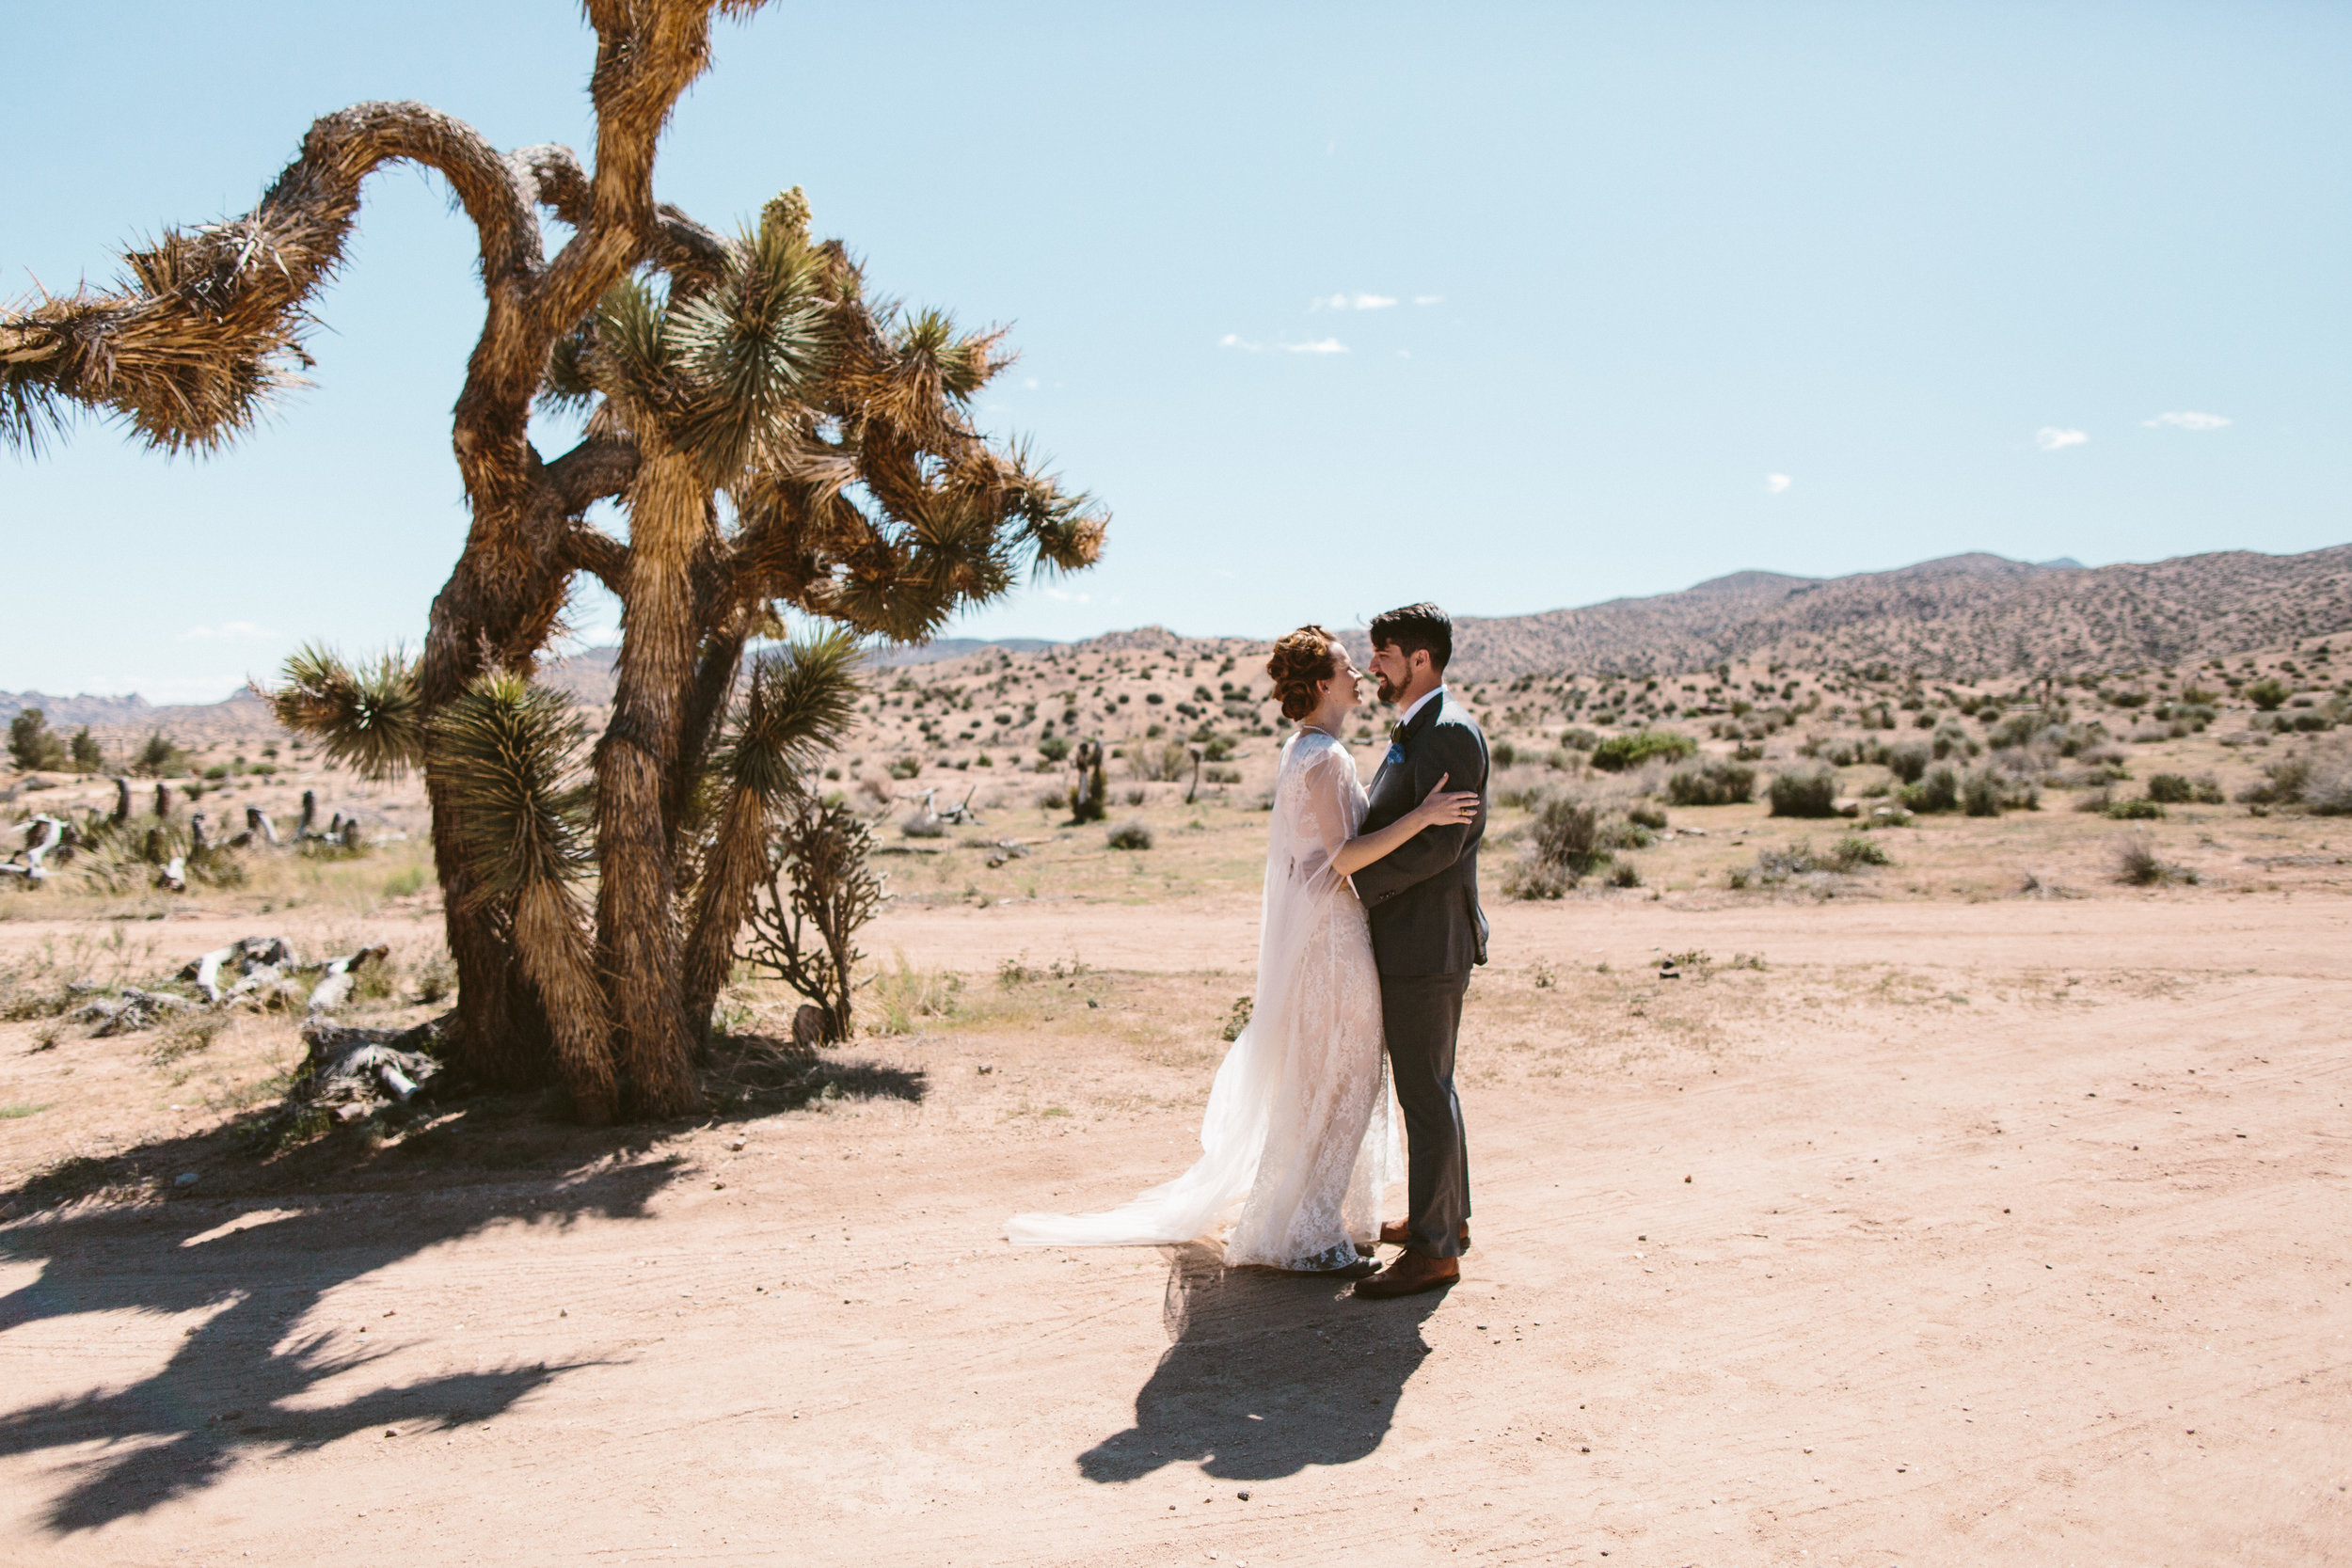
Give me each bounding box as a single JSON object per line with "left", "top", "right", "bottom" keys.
{"left": 1007, "top": 729, "right": 1401, "bottom": 1270}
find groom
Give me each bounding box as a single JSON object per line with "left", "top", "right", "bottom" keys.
{"left": 1349, "top": 603, "right": 1488, "bottom": 1300}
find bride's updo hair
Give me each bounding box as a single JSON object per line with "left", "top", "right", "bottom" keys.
{"left": 1266, "top": 625, "right": 1343, "bottom": 722}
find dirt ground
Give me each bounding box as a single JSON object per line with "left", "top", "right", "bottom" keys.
{"left": 3, "top": 871, "right": 2347, "bottom": 1566}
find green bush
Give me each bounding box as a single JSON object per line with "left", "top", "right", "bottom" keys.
{"left": 1768, "top": 765, "right": 1840, "bottom": 818}
{"left": 1589, "top": 730, "right": 1696, "bottom": 772}
{"left": 1884, "top": 742, "right": 1932, "bottom": 784}
{"left": 2106, "top": 797, "right": 2166, "bottom": 820}
{"left": 1035, "top": 734, "right": 1071, "bottom": 763}
{"left": 1962, "top": 769, "right": 2003, "bottom": 816}
{"left": 1609, "top": 861, "right": 1643, "bottom": 888}
{"left": 2245, "top": 677, "right": 2291, "bottom": 711}
{"left": 1665, "top": 759, "right": 1754, "bottom": 806}
{"left": 2145, "top": 772, "right": 2193, "bottom": 804}
{"left": 1106, "top": 819, "right": 1154, "bottom": 850}
{"left": 1830, "top": 833, "right": 1891, "bottom": 869}
{"left": 1490, "top": 739, "right": 1518, "bottom": 768}
{"left": 888, "top": 755, "right": 922, "bottom": 780}
{"left": 1628, "top": 804, "right": 1668, "bottom": 831}
{"left": 7, "top": 709, "right": 68, "bottom": 772}
{"left": 1900, "top": 764, "right": 1962, "bottom": 814}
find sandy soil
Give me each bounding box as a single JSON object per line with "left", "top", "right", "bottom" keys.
{"left": 3, "top": 888, "right": 2347, "bottom": 1567}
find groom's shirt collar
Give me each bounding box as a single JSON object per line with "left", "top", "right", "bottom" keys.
{"left": 1397, "top": 684, "right": 1446, "bottom": 730}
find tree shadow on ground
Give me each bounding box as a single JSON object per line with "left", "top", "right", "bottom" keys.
{"left": 0, "top": 1041, "right": 925, "bottom": 1534}
{"left": 1079, "top": 1243, "right": 1444, "bottom": 1483}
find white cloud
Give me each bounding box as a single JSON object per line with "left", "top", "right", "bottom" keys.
{"left": 2143, "top": 410, "right": 2231, "bottom": 431}
{"left": 1283, "top": 339, "right": 1348, "bottom": 355}
{"left": 1041, "top": 588, "right": 1091, "bottom": 604}
{"left": 1310, "top": 293, "right": 1399, "bottom": 311}
{"left": 1218, "top": 332, "right": 1264, "bottom": 353}
{"left": 1023, "top": 377, "right": 1041, "bottom": 390}
{"left": 1765, "top": 473, "right": 1792, "bottom": 494}
{"left": 178, "top": 621, "right": 278, "bottom": 642}
{"left": 2034, "top": 426, "right": 2090, "bottom": 451}
{"left": 1413, "top": 294, "right": 1444, "bottom": 306}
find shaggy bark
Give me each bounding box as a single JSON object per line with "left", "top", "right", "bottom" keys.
{"left": 594, "top": 450, "right": 707, "bottom": 1117}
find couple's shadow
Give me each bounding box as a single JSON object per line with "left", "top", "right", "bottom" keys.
{"left": 1079, "top": 1243, "right": 1442, "bottom": 1482}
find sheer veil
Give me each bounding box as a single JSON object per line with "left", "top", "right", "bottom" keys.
{"left": 1007, "top": 730, "right": 1398, "bottom": 1253}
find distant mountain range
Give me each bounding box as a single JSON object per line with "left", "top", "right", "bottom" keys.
{"left": 8, "top": 546, "right": 2346, "bottom": 739}
{"left": 1440, "top": 545, "right": 2352, "bottom": 681}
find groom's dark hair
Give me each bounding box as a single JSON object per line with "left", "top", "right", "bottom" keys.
{"left": 1369, "top": 602, "right": 1452, "bottom": 673}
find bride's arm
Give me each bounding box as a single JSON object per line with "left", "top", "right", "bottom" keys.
{"left": 1332, "top": 773, "right": 1479, "bottom": 878}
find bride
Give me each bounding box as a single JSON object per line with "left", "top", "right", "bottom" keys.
{"left": 1007, "top": 625, "right": 1479, "bottom": 1272}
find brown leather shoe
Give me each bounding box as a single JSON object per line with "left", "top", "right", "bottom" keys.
{"left": 1378, "top": 1219, "right": 1470, "bottom": 1250}
{"left": 1352, "top": 1250, "right": 1460, "bottom": 1299}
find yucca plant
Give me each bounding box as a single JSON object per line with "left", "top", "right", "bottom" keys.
{"left": 6, "top": 2, "right": 1104, "bottom": 1120}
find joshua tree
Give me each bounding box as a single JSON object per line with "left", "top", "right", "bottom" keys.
{"left": 2, "top": 1, "right": 1104, "bottom": 1120}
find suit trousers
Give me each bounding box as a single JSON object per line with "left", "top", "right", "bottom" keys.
{"left": 1379, "top": 970, "right": 1471, "bottom": 1259}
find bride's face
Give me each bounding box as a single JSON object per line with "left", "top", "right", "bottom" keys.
{"left": 1318, "top": 645, "right": 1362, "bottom": 716}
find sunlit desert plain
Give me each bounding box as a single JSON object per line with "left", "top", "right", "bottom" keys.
{"left": 3, "top": 617, "right": 2348, "bottom": 1566}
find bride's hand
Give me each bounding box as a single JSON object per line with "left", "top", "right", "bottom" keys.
{"left": 1411, "top": 772, "right": 1481, "bottom": 829}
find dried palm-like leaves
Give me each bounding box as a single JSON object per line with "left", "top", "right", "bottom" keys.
{"left": 429, "top": 673, "right": 594, "bottom": 907}
{"left": 265, "top": 646, "right": 426, "bottom": 783}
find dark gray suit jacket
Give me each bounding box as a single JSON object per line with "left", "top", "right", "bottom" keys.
{"left": 1349, "top": 689, "right": 1489, "bottom": 977}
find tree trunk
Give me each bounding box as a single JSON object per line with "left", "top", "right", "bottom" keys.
{"left": 679, "top": 783, "right": 768, "bottom": 1042}
{"left": 512, "top": 879, "right": 618, "bottom": 1124}
{"left": 595, "top": 450, "right": 705, "bottom": 1118}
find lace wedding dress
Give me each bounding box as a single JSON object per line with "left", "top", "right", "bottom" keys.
{"left": 1007, "top": 730, "right": 1401, "bottom": 1271}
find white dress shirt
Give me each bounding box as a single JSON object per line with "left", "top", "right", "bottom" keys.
{"left": 1396, "top": 685, "right": 1446, "bottom": 730}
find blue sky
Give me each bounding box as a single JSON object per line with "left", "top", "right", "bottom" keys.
{"left": 4, "top": 2, "right": 2346, "bottom": 702}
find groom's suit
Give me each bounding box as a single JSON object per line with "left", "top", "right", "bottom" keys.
{"left": 1349, "top": 689, "right": 1488, "bottom": 1259}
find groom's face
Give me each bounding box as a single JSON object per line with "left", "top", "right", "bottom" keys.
{"left": 1369, "top": 641, "right": 1418, "bottom": 705}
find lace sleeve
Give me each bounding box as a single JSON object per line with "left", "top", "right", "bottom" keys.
{"left": 1279, "top": 739, "right": 1363, "bottom": 895}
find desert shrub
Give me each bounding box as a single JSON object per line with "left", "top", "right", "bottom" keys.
{"left": 1127, "top": 739, "right": 1193, "bottom": 783}
{"left": 2145, "top": 772, "right": 2193, "bottom": 804}
{"left": 1609, "top": 862, "right": 1643, "bottom": 888}
{"left": 2106, "top": 797, "right": 2166, "bottom": 820}
{"left": 1900, "top": 764, "right": 1962, "bottom": 814}
{"left": 1962, "top": 769, "right": 2003, "bottom": 816}
{"left": 1106, "top": 819, "right": 1154, "bottom": 850}
{"left": 1035, "top": 734, "right": 1071, "bottom": 763}
{"left": 868, "top": 956, "right": 962, "bottom": 1035}
{"left": 1883, "top": 742, "right": 1932, "bottom": 784}
{"left": 131, "top": 732, "right": 187, "bottom": 776}
{"left": 2245, "top": 677, "right": 2290, "bottom": 711}
{"left": 1490, "top": 739, "right": 1518, "bottom": 768}
{"left": 1542, "top": 748, "right": 1581, "bottom": 771}
{"left": 1219, "top": 995, "right": 1253, "bottom": 1040}
{"left": 1665, "top": 760, "right": 1754, "bottom": 806}
{"left": 1830, "top": 833, "right": 1890, "bottom": 869}
{"left": 1501, "top": 859, "right": 1572, "bottom": 899}
{"left": 2112, "top": 834, "right": 2195, "bottom": 885}
{"left": 1204, "top": 765, "right": 1242, "bottom": 784}
{"left": 1492, "top": 768, "right": 1549, "bottom": 811}
{"left": 1589, "top": 731, "right": 1695, "bottom": 772}
{"left": 1557, "top": 727, "right": 1603, "bottom": 752}
{"left": 1768, "top": 765, "right": 1840, "bottom": 818}
{"left": 900, "top": 814, "right": 946, "bottom": 838}
{"left": 887, "top": 755, "right": 922, "bottom": 780}
{"left": 1530, "top": 796, "right": 1601, "bottom": 867}
{"left": 1627, "top": 803, "right": 1667, "bottom": 831}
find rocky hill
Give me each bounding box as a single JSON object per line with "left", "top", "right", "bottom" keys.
{"left": 1444, "top": 545, "right": 2352, "bottom": 681}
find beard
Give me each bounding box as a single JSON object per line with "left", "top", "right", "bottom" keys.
{"left": 1374, "top": 670, "right": 1403, "bottom": 704}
